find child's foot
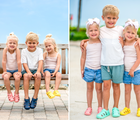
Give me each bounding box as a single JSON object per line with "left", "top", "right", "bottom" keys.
{"left": 112, "top": 107, "right": 120, "bottom": 117}
{"left": 7, "top": 93, "right": 14, "bottom": 102}
{"left": 96, "top": 109, "right": 110, "bottom": 119}
{"left": 14, "top": 92, "right": 20, "bottom": 103}
{"left": 84, "top": 107, "right": 92, "bottom": 115}
{"left": 30, "top": 98, "right": 38, "bottom": 109}
{"left": 120, "top": 107, "right": 131, "bottom": 116}
{"left": 46, "top": 91, "right": 55, "bottom": 99}
{"left": 137, "top": 108, "right": 140, "bottom": 117}
{"left": 53, "top": 90, "right": 61, "bottom": 96}
{"left": 24, "top": 97, "right": 30, "bottom": 110}
{"left": 97, "top": 107, "right": 103, "bottom": 114}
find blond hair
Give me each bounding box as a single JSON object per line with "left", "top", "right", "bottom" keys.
{"left": 7, "top": 32, "right": 19, "bottom": 44}
{"left": 26, "top": 32, "right": 39, "bottom": 42}
{"left": 86, "top": 18, "right": 100, "bottom": 37}
{"left": 123, "top": 20, "right": 138, "bottom": 38}
{"left": 44, "top": 34, "right": 58, "bottom": 52}
{"left": 102, "top": 5, "right": 119, "bottom": 17}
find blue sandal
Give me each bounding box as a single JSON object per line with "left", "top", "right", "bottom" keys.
{"left": 24, "top": 97, "right": 30, "bottom": 110}
{"left": 96, "top": 109, "right": 110, "bottom": 119}
{"left": 30, "top": 98, "right": 38, "bottom": 109}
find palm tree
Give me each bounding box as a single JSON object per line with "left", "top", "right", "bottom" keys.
{"left": 77, "top": 0, "right": 82, "bottom": 32}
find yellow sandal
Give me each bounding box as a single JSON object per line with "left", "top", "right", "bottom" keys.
{"left": 46, "top": 91, "right": 55, "bottom": 99}
{"left": 137, "top": 108, "right": 140, "bottom": 117}
{"left": 53, "top": 90, "right": 61, "bottom": 96}
{"left": 120, "top": 107, "right": 131, "bottom": 116}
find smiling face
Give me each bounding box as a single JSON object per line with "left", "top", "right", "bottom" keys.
{"left": 87, "top": 23, "right": 99, "bottom": 39}
{"left": 45, "top": 41, "right": 55, "bottom": 53}
{"left": 7, "top": 38, "right": 18, "bottom": 51}
{"left": 124, "top": 26, "right": 137, "bottom": 41}
{"left": 102, "top": 14, "right": 118, "bottom": 28}
{"left": 26, "top": 40, "right": 39, "bottom": 52}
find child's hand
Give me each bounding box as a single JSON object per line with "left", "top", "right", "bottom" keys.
{"left": 81, "top": 70, "right": 84, "bottom": 78}
{"left": 128, "top": 69, "right": 134, "bottom": 77}
{"left": 27, "top": 72, "right": 33, "bottom": 78}
{"left": 119, "top": 36, "right": 124, "bottom": 47}
{"left": 2, "top": 72, "right": 8, "bottom": 78}
{"left": 135, "top": 38, "right": 140, "bottom": 47}
{"left": 33, "top": 72, "right": 41, "bottom": 79}
{"left": 41, "top": 72, "right": 44, "bottom": 77}
{"left": 51, "top": 72, "right": 56, "bottom": 77}
{"left": 15, "top": 72, "right": 22, "bottom": 78}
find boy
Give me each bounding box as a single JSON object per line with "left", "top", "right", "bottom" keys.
{"left": 21, "top": 32, "right": 43, "bottom": 110}
{"left": 81, "top": 5, "right": 124, "bottom": 119}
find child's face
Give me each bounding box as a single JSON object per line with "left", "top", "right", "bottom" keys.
{"left": 88, "top": 24, "right": 99, "bottom": 39}
{"left": 7, "top": 38, "right": 17, "bottom": 51}
{"left": 124, "top": 27, "right": 136, "bottom": 41}
{"left": 26, "top": 40, "right": 39, "bottom": 52}
{"left": 45, "top": 41, "right": 55, "bottom": 53}
{"left": 102, "top": 14, "right": 118, "bottom": 28}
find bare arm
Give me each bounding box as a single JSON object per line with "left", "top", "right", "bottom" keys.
{"left": 16, "top": 48, "right": 22, "bottom": 72}
{"left": 119, "top": 36, "right": 124, "bottom": 47}
{"left": 2, "top": 47, "right": 7, "bottom": 72}
{"left": 80, "top": 43, "right": 87, "bottom": 78}
{"left": 80, "top": 39, "right": 89, "bottom": 52}
{"left": 37, "top": 60, "right": 43, "bottom": 73}
{"left": 129, "top": 44, "right": 140, "bottom": 77}
{"left": 23, "top": 63, "right": 31, "bottom": 74}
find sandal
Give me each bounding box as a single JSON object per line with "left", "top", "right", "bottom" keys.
{"left": 24, "top": 97, "right": 30, "bottom": 110}
{"left": 30, "top": 98, "right": 38, "bottom": 109}
{"left": 97, "top": 107, "right": 103, "bottom": 114}
{"left": 96, "top": 109, "right": 110, "bottom": 119}
{"left": 53, "top": 90, "right": 61, "bottom": 96}
{"left": 7, "top": 93, "right": 14, "bottom": 102}
{"left": 84, "top": 107, "right": 92, "bottom": 115}
{"left": 14, "top": 92, "right": 20, "bottom": 103}
{"left": 137, "top": 108, "right": 140, "bottom": 117}
{"left": 46, "top": 91, "right": 55, "bottom": 99}
{"left": 112, "top": 107, "right": 120, "bottom": 117}
{"left": 120, "top": 107, "right": 131, "bottom": 116}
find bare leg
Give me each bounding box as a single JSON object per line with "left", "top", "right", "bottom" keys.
{"left": 13, "top": 72, "right": 21, "bottom": 94}
{"left": 124, "top": 84, "right": 131, "bottom": 108}
{"left": 96, "top": 83, "right": 102, "bottom": 107}
{"left": 45, "top": 71, "right": 51, "bottom": 92}
{"left": 33, "top": 73, "right": 41, "bottom": 99}
{"left": 3, "top": 73, "right": 12, "bottom": 94}
{"left": 134, "top": 85, "right": 140, "bottom": 108}
{"left": 103, "top": 80, "right": 111, "bottom": 110}
{"left": 112, "top": 83, "right": 120, "bottom": 108}
{"left": 87, "top": 82, "right": 94, "bottom": 108}
{"left": 23, "top": 74, "right": 32, "bottom": 99}
{"left": 54, "top": 72, "right": 61, "bottom": 90}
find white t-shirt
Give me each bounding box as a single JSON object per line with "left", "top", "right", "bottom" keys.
{"left": 21, "top": 47, "right": 43, "bottom": 70}
{"left": 99, "top": 26, "right": 124, "bottom": 66}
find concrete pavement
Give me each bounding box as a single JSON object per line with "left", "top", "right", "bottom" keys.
{"left": 70, "top": 41, "right": 140, "bottom": 120}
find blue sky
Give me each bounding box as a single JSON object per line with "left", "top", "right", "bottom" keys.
{"left": 70, "top": 0, "right": 140, "bottom": 27}
{"left": 0, "top": 0, "right": 68, "bottom": 44}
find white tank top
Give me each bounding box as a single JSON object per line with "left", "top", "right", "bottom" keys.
{"left": 85, "top": 42, "right": 101, "bottom": 70}
{"left": 123, "top": 42, "right": 140, "bottom": 72}
{"left": 44, "top": 53, "right": 58, "bottom": 69}
{"left": 6, "top": 50, "right": 18, "bottom": 70}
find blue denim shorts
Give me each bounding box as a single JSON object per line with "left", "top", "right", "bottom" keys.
{"left": 123, "top": 70, "right": 140, "bottom": 85}
{"left": 21, "top": 69, "right": 37, "bottom": 75}
{"left": 7, "top": 69, "right": 18, "bottom": 74}
{"left": 44, "top": 68, "right": 57, "bottom": 73}
{"left": 83, "top": 67, "right": 103, "bottom": 83}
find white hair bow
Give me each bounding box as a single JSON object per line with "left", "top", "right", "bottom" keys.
{"left": 124, "top": 19, "right": 139, "bottom": 30}
{"left": 86, "top": 18, "right": 100, "bottom": 27}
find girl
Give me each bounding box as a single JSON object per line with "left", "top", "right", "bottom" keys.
{"left": 120, "top": 19, "right": 140, "bottom": 117}
{"left": 80, "top": 18, "right": 103, "bottom": 115}
{"left": 2, "top": 32, "right": 22, "bottom": 102}
{"left": 43, "top": 34, "right": 61, "bottom": 99}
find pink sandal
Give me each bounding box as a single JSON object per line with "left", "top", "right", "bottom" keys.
{"left": 97, "top": 107, "right": 103, "bottom": 114}
{"left": 7, "top": 93, "right": 14, "bottom": 102}
{"left": 84, "top": 107, "right": 92, "bottom": 115}
{"left": 14, "top": 92, "right": 20, "bottom": 103}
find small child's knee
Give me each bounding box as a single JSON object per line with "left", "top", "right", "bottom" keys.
{"left": 56, "top": 72, "right": 61, "bottom": 78}
{"left": 103, "top": 83, "right": 110, "bottom": 90}
{"left": 4, "top": 75, "right": 10, "bottom": 81}
{"left": 45, "top": 72, "right": 51, "bottom": 78}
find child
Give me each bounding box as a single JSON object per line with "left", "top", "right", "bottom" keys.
{"left": 43, "top": 34, "right": 61, "bottom": 99}
{"left": 81, "top": 5, "right": 124, "bottom": 119}
{"left": 21, "top": 32, "right": 43, "bottom": 110}
{"left": 119, "top": 19, "right": 140, "bottom": 117}
{"left": 80, "top": 18, "right": 103, "bottom": 116}
{"left": 2, "top": 32, "right": 22, "bottom": 102}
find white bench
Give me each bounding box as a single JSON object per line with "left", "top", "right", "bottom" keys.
{"left": 0, "top": 44, "right": 69, "bottom": 84}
